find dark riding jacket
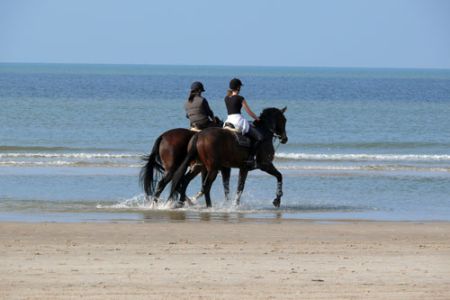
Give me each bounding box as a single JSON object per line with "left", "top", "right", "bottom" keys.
{"left": 185, "top": 95, "right": 214, "bottom": 128}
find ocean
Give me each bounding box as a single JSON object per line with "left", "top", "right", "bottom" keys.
{"left": 1, "top": 63, "right": 449, "bottom": 222}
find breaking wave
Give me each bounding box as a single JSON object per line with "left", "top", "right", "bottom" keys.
{"left": 1, "top": 150, "right": 449, "bottom": 173}
{"left": 0, "top": 152, "right": 142, "bottom": 168}
{"left": 0, "top": 153, "right": 139, "bottom": 159}
{"left": 275, "top": 152, "right": 450, "bottom": 162}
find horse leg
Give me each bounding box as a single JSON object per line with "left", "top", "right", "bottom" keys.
{"left": 191, "top": 169, "right": 207, "bottom": 203}
{"left": 191, "top": 191, "right": 204, "bottom": 202}
{"left": 153, "top": 170, "right": 175, "bottom": 203}
{"left": 221, "top": 167, "right": 231, "bottom": 202}
{"left": 234, "top": 168, "right": 249, "bottom": 206}
{"left": 258, "top": 162, "right": 283, "bottom": 208}
{"left": 180, "top": 165, "right": 202, "bottom": 203}
{"left": 176, "top": 165, "right": 202, "bottom": 207}
{"left": 202, "top": 169, "right": 219, "bottom": 208}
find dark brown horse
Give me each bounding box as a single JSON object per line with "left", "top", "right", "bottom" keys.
{"left": 169, "top": 107, "right": 288, "bottom": 208}
{"left": 139, "top": 128, "right": 195, "bottom": 203}
{"left": 140, "top": 123, "right": 230, "bottom": 204}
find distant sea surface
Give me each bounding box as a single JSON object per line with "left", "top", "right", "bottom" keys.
{"left": 1, "top": 63, "right": 450, "bottom": 222}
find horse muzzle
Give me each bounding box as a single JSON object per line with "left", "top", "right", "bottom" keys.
{"left": 280, "top": 135, "right": 288, "bottom": 144}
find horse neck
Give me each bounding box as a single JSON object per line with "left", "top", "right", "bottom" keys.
{"left": 255, "top": 118, "right": 274, "bottom": 139}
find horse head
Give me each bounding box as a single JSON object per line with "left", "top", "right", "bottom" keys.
{"left": 258, "top": 107, "right": 288, "bottom": 144}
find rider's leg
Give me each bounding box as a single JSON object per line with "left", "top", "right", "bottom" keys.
{"left": 244, "top": 126, "right": 264, "bottom": 168}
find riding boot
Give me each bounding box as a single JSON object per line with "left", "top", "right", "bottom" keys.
{"left": 245, "top": 140, "right": 260, "bottom": 169}
{"left": 244, "top": 126, "right": 263, "bottom": 169}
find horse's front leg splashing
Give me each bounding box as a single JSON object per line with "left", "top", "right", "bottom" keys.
{"left": 274, "top": 181, "right": 283, "bottom": 207}
{"left": 258, "top": 162, "right": 283, "bottom": 208}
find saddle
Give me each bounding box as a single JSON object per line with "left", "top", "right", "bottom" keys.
{"left": 223, "top": 123, "right": 252, "bottom": 148}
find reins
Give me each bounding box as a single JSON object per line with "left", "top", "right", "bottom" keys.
{"left": 273, "top": 135, "right": 281, "bottom": 152}
{"left": 258, "top": 117, "right": 283, "bottom": 152}
{"left": 270, "top": 131, "right": 282, "bottom": 152}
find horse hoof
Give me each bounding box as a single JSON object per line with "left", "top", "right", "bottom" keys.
{"left": 148, "top": 200, "right": 157, "bottom": 209}
{"left": 192, "top": 192, "right": 204, "bottom": 201}
{"left": 173, "top": 201, "right": 185, "bottom": 209}
{"left": 273, "top": 199, "right": 280, "bottom": 208}
{"left": 186, "top": 197, "right": 197, "bottom": 206}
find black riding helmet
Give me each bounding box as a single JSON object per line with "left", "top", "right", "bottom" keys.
{"left": 229, "top": 78, "right": 243, "bottom": 90}
{"left": 191, "top": 81, "right": 205, "bottom": 92}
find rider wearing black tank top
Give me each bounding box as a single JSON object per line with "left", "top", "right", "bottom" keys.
{"left": 225, "top": 95, "right": 244, "bottom": 114}
{"left": 224, "top": 78, "right": 263, "bottom": 168}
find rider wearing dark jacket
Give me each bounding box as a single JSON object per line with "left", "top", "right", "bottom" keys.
{"left": 185, "top": 81, "right": 215, "bottom": 129}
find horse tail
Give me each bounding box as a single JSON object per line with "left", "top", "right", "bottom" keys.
{"left": 139, "top": 135, "right": 164, "bottom": 197}
{"left": 169, "top": 134, "right": 199, "bottom": 200}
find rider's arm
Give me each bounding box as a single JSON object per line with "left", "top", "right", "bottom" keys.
{"left": 184, "top": 102, "right": 189, "bottom": 119}
{"left": 242, "top": 99, "right": 260, "bottom": 121}
{"left": 202, "top": 99, "right": 214, "bottom": 119}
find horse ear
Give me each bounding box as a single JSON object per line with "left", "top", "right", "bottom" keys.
{"left": 280, "top": 106, "right": 287, "bottom": 114}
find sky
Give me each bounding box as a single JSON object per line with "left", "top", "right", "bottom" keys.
{"left": 1, "top": 0, "right": 449, "bottom": 68}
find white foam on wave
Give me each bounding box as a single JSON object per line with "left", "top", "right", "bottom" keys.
{"left": 0, "top": 160, "right": 142, "bottom": 167}
{"left": 0, "top": 152, "right": 140, "bottom": 159}
{"left": 0, "top": 160, "right": 77, "bottom": 166}
{"left": 278, "top": 164, "right": 450, "bottom": 173}
{"left": 2, "top": 151, "right": 450, "bottom": 171}
{"left": 276, "top": 152, "right": 450, "bottom": 162}
{"left": 0, "top": 152, "right": 143, "bottom": 168}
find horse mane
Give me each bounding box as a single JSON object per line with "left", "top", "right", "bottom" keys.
{"left": 259, "top": 107, "right": 279, "bottom": 119}
{"left": 254, "top": 107, "right": 280, "bottom": 128}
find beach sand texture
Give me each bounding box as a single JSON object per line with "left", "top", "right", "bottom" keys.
{"left": 1, "top": 221, "right": 449, "bottom": 299}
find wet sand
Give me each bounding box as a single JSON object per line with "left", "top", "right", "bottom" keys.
{"left": 1, "top": 221, "right": 449, "bottom": 299}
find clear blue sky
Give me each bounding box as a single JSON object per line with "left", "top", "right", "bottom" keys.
{"left": 1, "top": 0, "right": 449, "bottom": 68}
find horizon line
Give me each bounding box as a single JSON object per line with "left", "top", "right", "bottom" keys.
{"left": 1, "top": 61, "right": 450, "bottom": 71}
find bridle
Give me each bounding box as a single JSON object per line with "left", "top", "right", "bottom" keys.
{"left": 261, "top": 120, "right": 284, "bottom": 151}
{"left": 271, "top": 130, "right": 283, "bottom": 140}
{"left": 256, "top": 109, "right": 286, "bottom": 151}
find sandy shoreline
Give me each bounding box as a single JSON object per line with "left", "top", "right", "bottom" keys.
{"left": 1, "top": 221, "right": 449, "bottom": 299}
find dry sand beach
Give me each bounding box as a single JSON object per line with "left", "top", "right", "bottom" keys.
{"left": 1, "top": 221, "right": 449, "bottom": 299}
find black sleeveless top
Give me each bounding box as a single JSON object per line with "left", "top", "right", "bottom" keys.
{"left": 225, "top": 95, "right": 244, "bottom": 115}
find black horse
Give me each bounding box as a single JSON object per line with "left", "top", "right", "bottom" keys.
{"left": 169, "top": 107, "right": 288, "bottom": 208}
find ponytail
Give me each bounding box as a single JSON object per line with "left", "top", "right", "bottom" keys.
{"left": 188, "top": 90, "right": 200, "bottom": 102}
{"left": 226, "top": 89, "right": 232, "bottom": 97}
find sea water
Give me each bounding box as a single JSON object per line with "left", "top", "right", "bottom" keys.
{"left": 1, "top": 63, "right": 449, "bottom": 222}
